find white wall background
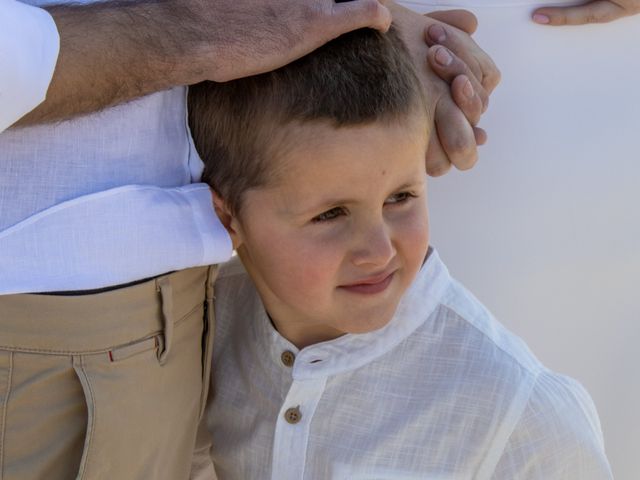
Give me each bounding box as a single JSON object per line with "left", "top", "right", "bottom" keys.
{"left": 401, "top": 1, "right": 640, "bottom": 478}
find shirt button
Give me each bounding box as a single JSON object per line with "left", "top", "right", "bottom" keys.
{"left": 284, "top": 406, "right": 302, "bottom": 424}
{"left": 281, "top": 350, "right": 295, "bottom": 367}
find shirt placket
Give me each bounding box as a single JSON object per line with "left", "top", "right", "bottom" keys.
{"left": 271, "top": 375, "right": 327, "bottom": 480}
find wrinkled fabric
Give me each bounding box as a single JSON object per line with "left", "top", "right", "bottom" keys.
{"left": 193, "top": 249, "right": 612, "bottom": 480}
{"left": 0, "top": 0, "right": 231, "bottom": 293}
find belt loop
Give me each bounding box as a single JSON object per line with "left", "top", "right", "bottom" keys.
{"left": 156, "top": 276, "right": 174, "bottom": 366}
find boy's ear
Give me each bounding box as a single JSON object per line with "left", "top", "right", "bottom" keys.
{"left": 211, "top": 189, "right": 243, "bottom": 249}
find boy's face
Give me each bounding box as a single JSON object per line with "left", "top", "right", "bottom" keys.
{"left": 224, "top": 115, "right": 430, "bottom": 348}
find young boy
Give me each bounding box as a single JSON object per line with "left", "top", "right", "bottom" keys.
{"left": 187, "top": 27, "right": 612, "bottom": 479}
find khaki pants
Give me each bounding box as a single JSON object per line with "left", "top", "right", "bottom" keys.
{"left": 0, "top": 266, "right": 216, "bottom": 480}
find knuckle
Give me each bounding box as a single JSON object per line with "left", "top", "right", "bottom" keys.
{"left": 484, "top": 66, "right": 501, "bottom": 91}
{"left": 354, "top": 0, "right": 386, "bottom": 21}
{"left": 363, "top": 0, "right": 382, "bottom": 14}
{"left": 464, "top": 55, "right": 483, "bottom": 85}
{"left": 448, "top": 53, "right": 467, "bottom": 74}
{"left": 468, "top": 61, "right": 484, "bottom": 85}
{"left": 585, "top": 12, "right": 603, "bottom": 23}
{"left": 455, "top": 88, "right": 483, "bottom": 123}
{"left": 550, "top": 13, "right": 568, "bottom": 25}
{"left": 330, "top": 0, "right": 389, "bottom": 31}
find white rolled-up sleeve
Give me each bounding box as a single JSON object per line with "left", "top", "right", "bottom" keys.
{"left": 0, "top": 0, "right": 60, "bottom": 132}
{"left": 0, "top": 183, "right": 234, "bottom": 294}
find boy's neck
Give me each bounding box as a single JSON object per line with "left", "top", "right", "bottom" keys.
{"left": 266, "top": 311, "right": 345, "bottom": 350}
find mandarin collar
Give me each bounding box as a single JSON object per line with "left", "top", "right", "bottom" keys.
{"left": 250, "top": 247, "right": 451, "bottom": 380}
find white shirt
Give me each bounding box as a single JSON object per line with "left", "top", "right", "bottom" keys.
{"left": 194, "top": 249, "right": 612, "bottom": 479}
{"left": 0, "top": 0, "right": 232, "bottom": 293}
{"left": 399, "top": 2, "right": 640, "bottom": 477}
{"left": 0, "top": 0, "right": 59, "bottom": 132}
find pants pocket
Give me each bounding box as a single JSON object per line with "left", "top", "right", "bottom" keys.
{"left": 0, "top": 350, "right": 87, "bottom": 480}
{"left": 72, "top": 306, "right": 205, "bottom": 480}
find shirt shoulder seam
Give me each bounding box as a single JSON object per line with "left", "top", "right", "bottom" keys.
{"left": 437, "top": 292, "right": 543, "bottom": 377}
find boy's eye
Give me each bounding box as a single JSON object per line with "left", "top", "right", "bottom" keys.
{"left": 312, "top": 207, "right": 347, "bottom": 223}
{"left": 385, "top": 191, "right": 416, "bottom": 205}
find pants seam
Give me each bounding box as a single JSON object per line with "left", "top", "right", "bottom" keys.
{"left": 0, "top": 345, "right": 112, "bottom": 356}
{"left": 73, "top": 356, "right": 96, "bottom": 480}
{"left": 0, "top": 352, "right": 13, "bottom": 480}
{"left": 199, "top": 266, "right": 216, "bottom": 420}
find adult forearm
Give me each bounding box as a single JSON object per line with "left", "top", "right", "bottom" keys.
{"left": 17, "top": 1, "right": 201, "bottom": 126}
{"left": 15, "top": 0, "right": 392, "bottom": 126}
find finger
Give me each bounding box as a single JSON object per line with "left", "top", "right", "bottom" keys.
{"left": 473, "top": 127, "right": 487, "bottom": 146}
{"left": 450, "top": 74, "right": 483, "bottom": 126}
{"left": 424, "top": 137, "right": 453, "bottom": 178}
{"left": 427, "top": 46, "right": 488, "bottom": 113}
{"left": 532, "top": 1, "right": 625, "bottom": 25}
{"left": 425, "top": 9, "right": 478, "bottom": 34}
{"left": 426, "top": 105, "right": 483, "bottom": 175}
{"left": 425, "top": 25, "right": 481, "bottom": 81}
{"left": 426, "top": 112, "right": 486, "bottom": 176}
{"left": 330, "top": 0, "right": 392, "bottom": 34}
{"left": 433, "top": 96, "right": 478, "bottom": 172}
{"left": 425, "top": 23, "right": 501, "bottom": 95}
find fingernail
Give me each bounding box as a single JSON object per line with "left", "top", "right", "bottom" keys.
{"left": 533, "top": 13, "right": 550, "bottom": 24}
{"left": 463, "top": 79, "right": 474, "bottom": 99}
{"left": 428, "top": 24, "right": 447, "bottom": 43}
{"left": 435, "top": 47, "right": 452, "bottom": 66}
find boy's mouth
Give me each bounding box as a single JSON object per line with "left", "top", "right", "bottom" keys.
{"left": 338, "top": 271, "right": 396, "bottom": 295}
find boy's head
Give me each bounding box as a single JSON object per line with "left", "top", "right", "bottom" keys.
{"left": 189, "top": 26, "right": 431, "bottom": 348}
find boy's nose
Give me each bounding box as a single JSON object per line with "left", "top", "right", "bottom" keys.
{"left": 350, "top": 222, "right": 396, "bottom": 268}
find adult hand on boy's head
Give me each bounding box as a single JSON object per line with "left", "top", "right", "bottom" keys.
{"left": 424, "top": 10, "right": 500, "bottom": 175}
{"left": 386, "top": 3, "right": 500, "bottom": 177}
{"left": 192, "top": 0, "right": 392, "bottom": 82}
{"left": 424, "top": 11, "right": 500, "bottom": 113}
{"left": 532, "top": 0, "right": 640, "bottom": 25}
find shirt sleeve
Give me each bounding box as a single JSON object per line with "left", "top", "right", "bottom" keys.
{"left": 491, "top": 371, "right": 613, "bottom": 479}
{"left": 0, "top": 0, "right": 60, "bottom": 132}
{"left": 0, "top": 183, "right": 233, "bottom": 294}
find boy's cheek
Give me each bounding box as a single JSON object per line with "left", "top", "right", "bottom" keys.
{"left": 396, "top": 202, "right": 429, "bottom": 235}
{"left": 400, "top": 208, "right": 430, "bottom": 260}
{"left": 253, "top": 234, "right": 335, "bottom": 289}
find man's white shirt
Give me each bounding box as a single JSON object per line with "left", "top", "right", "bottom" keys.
{"left": 193, "top": 249, "right": 612, "bottom": 480}
{"left": 0, "top": 0, "right": 59, "bottom": 132}
{"left": 0, "top": 0, "right": 232, "bottom": 293}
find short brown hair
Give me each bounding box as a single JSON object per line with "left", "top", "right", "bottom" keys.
{"left": 188, "top": 25, "right": 425, "bottom": 215}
